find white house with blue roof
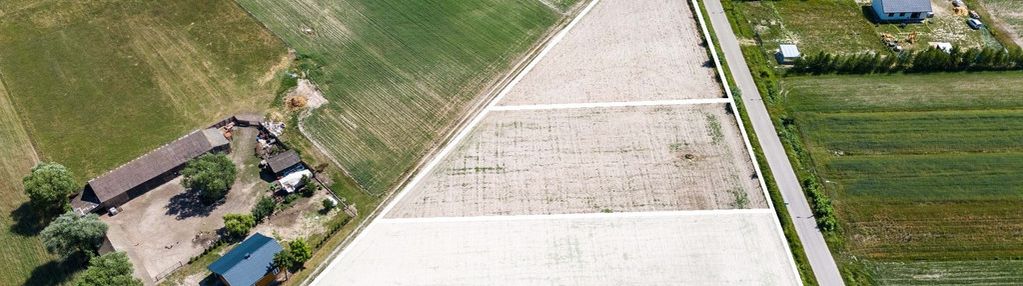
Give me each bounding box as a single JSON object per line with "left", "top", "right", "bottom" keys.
{"left": 208, "top": 233, "right": 283, "bottom": 286}
{"left": 872, "top": 0, "right": 932, "bottom": 22}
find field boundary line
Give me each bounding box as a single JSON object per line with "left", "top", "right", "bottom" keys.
{"left": 380, "top": 208, "right": 774, "bottom": 224}
{"left": 691, "top": 0, "right": 803, "bottom": 283}
{"left": 307, "top": 1, "right": 601, "bottom": 284}
{"left": 491, "top": 98, "right": 731, "bottom": 111}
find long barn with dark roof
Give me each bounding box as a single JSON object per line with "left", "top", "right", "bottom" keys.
{"left": 72, "top": 128, "right": 230, "bottom": 214}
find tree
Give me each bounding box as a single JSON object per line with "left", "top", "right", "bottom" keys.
{"left": 299, "top": 175, "right": 316, "bottom": 197}
{"left": 273, "top": 250, "right": 296, "bottom": 280}
{"left": 222, "top": 214, "right": 254, "bottom": 239}
{"left": 288, "top": 239, "right": 312, "bottom": 266}
{"left": 181, "top": 153, "right": 237, "bottom": 204}
{"left": 321, "top": 198, "right": 335, "bottom": 212}
{"left": 252, "top": 196, "right": 276, "bottom": 222}
{"left": 23, "top": 162, "right": 78, "bottom": 215}
{"left": 41, "top": 212, "right": 107, "bottom": 259}
{"left": 73, "top": 252, "right": 142, "bottom": 286}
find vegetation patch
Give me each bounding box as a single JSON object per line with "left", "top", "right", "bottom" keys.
{"left": 235, "top": 0, "right": 561, "bottom": 194}
{"left": 0, "top": 0, "right": 287, "bottom": 181}
{"left": 781, "top": 73, "right": 1023, "bottom": 283}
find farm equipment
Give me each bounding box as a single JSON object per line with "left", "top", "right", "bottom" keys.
{"left": 881, "top": 33, "right": 902, "bottom": 51}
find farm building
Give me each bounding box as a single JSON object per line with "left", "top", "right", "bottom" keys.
{"left": 208, "top": 233, "right": 283, "bottom": 286}
{"left": 776, "top": 44, "right": 801, "bottom": 64}
{"left": 71, "top": 128, "right": 230, "bottom": 214}
{"left": 872, "top": 0, "right": 931, "bottom": 22}
{"left": 266, "top": 150, "right": 302, "bottom": 176}
{"left": 234, "top": 113, "right": 264, "bottom": 127}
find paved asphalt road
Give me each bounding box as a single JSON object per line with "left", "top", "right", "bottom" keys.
{"left": 701, "top": 0, "right": 845, "bottom": 285}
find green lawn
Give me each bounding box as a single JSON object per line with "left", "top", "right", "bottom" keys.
{"left": 781, "top": 72, "right": 1023, "bottom": 283}
{"left": 236, "top": 0, "right": 562, "bottom": 194}
{"left": 0, "top": 0, "right": 287, "bottom": 182}
{"left": 867, "top": 260, "right": 1023, "bottom": 285}
{"left": 735, "top": 0, "right": 1000, "bottom": 57}
{"left": 0, "top": 0, "right": 287, "bottom": 284}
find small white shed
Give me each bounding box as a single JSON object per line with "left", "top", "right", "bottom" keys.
{"left": 776, "top": 44, "right": 801, "bottom": 64}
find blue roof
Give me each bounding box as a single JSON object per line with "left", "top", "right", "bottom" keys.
{"left": 208, "top": 233, "right": 283, "bottom": 286}
{"left": 877, "top": 0, "right": 932, "bottom": 13}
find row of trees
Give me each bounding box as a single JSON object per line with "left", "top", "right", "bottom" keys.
{"left": 790, "top": 46, "right": 1023, "bottom": 75}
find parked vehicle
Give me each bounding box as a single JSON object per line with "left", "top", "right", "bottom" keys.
{"left": 968, "top": 18, "right": 983, "bottom": 30}
{"left": 969, "top": 10, "right": 981, "bottom": 19}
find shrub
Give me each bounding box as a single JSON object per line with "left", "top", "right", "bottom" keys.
{"left": 252, "top": 196, "right": 276, "bottom": 222}
{"left": 321, "top": 198, "right": 335, "bottom": 212}
{"left": 41, "top": 212, "right": 108, "bottom": 259}
{"left": 23, "top": 162, "right": 78, "bottom": 215}
{"left": 181, "top": 153, "right": 237, "bottom": 204}
{"left": 223, "top": 214, "right": 254, "bottom": 239}
{"left": 288, "top": 239, "right": 312, "bottom": 267}
{"left": 299, "top": 175, "right": 316, "bottom": 197}
{"left": 73, "top": 252, "right": 142, "bottom": 286}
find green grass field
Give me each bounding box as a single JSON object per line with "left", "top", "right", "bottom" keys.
{"left": 867, "top": 260, "right": 1023, "bottom": 285}
{"left": 0, "top": 0, "right": 287, "bottom": 182}
{"left": 782, "top": 72, "right": 1023, "bottom": 283}
{"left": 983, "top": 0, "right": 1023, "bottom": 47}
{"left": 0, "top": 74, "right": 66, "bottom": 286}
{"left": 0, "top": 0, "right": 287, "bottom": 284}
{"left": 735, "top": 0, "right": 1000, "bottom": 57}
{"left": 236, "top": 0, "right": 562, "bottom": 193}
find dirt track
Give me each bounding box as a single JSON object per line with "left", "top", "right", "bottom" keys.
{"left": 388, "top": 104, "right": 764, "bottom": 218}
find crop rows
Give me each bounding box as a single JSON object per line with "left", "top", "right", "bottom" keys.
{"left": 236, "top": 0, "right": 560, "bottom": 193}
{"left": 782, "top": 73, "right": 1023, "bottom": 282}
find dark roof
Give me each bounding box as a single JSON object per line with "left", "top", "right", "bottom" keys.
{"left": 267, "top": 150, "right": 301, "bottom": 174}
{"left": 877, "top": 0, "right": 932, "bottom": 13}
{"left": 86, "top": 128, "right": 229, "bottom": 203}
{"left": 234, "top": 113, "right": 264, "bottom": 125}
{"left": 208, "top": 233, "right": 282, "bottom": 286}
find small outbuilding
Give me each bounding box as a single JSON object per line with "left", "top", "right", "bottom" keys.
{"left": 208, "top": 233, "right": 283, "bottom": 286}
{"left": 266, "top": 150, "right": 302, "bottom": 175}
{"left": 872, "top": 0, "right": 931, "bottom": 23}
{"left": 776, "top": 44, "right": 801, "bottom": 64}
{"left": 233, "top": 113, "right": 264, "bottom": 127}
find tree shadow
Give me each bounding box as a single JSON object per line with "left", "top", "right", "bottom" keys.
{"left": 165, "top": 189, "right": 222, "bottom": 220}
{"left": 9, "top": 202, "right": 46, "bottom": 236}
{"left": 24, "top": 255, "right": 85, "bottom": 286}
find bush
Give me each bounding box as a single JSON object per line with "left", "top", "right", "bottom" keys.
{"left": 252, "top": 196, "right": 276, "bottom": 222}
{"left": 321, "top": 198, "right": 335, "bottom": 212}
{"left": 791, "top": 46, "right": 1023, "bottom": 75}
{"left": 41, "top": 212, "right": 108, "bottom": 259}
{"left": 73, "top": 252, "right": 142, "bottom": 286}
{"left": 223, "top": 214, "right": 254, "bottom": 239}
{"left": 23, "top": 162, "right": 78, "bottom": 215}
{"left": 299, "top": 175, "right": 316, "bottom": 197}
{"left": 181, "top": 153, "right": 237, "bottom": 204}
{"left": 288, "top": 239, "right": 312, "bottom": 267}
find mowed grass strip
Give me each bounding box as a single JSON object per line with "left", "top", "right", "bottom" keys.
{"left": 784, "top": 72, "right": 1023, "bottom": 113}
{"left": 0, "top": 76, "right": 61, "bottom": 286}
{"left": 0, "top": 0, "right": 286, "bottom": 181}
{"left": 841, "top": 201, "right": 1023, "bottom": 260}
{"left": 236, "top": 0, "right": 560, "bottom": 193}
{"left": 798, "top": 109, "right": 1023, "bottom": 155}
{"left": 866, "top": 259, "right": 1023, "bottom": 285}
{"left": 825, "top": 153, "right": 1023, "bottom": 201}
{"left": 781, "top": 72, "right": 1023, "bottom": 280}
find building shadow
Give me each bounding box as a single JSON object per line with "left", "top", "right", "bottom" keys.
{"left": 24, "top": 256, "right": 82, "bottom": 286}
{"left": 9, "top": 202, "right": 46, "bottom": 236}
{"left": 165, "top": 189, "right": 222, "bottom": 220}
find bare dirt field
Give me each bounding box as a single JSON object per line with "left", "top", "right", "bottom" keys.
{"left": 387, "top": 104, "right": 765, "bottom": 218}
{"left": 498, "top": 0, "right": 721, "bottom": 106}
{"left": 251, "top": 191, "right": 334, "bottom": 242}
{"left": 317, "top": 211, "right": 797, "bottom": 285}
{"left": 103, "top": 128, "right": 268, "bottom": 283}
